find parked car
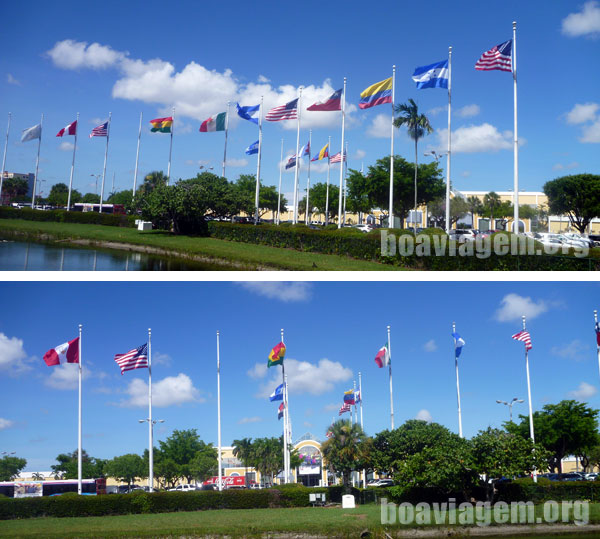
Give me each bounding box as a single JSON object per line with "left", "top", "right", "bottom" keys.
{"left": 168, "top": 484, "right": 199, "bottom": 492}
{"left": 353, "top": 224, "right": 372, "bottom": 233}
{"left": 449, "top": 229, "right": 477, "bottom": 243}
{"left": 557, "top": 234, "right": 589, "bottom": 249}
{"left": 367, "top": 478, "right": 394, "bottom": 487}
{"left": 587, "top": 235, "right": 600, "bottom": 247}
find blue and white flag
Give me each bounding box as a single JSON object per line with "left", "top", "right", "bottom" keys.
{"left": 452, "top": 331, "right": 465, "bottom": 358}
{"left": 269, "top": 383, "right": 284, "bottom": 401}
{"left": 245, "top": 140, "right": 259, "bottom": 155}
{"left": 412, "top": 60, "right": 449, "bottom": 89}
{"left": 237, "top": 103, "right": 260, "bottom": 125}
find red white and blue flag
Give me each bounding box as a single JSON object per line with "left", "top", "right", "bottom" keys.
{"left": 475, "top": 39, "right": 512, "bottom": 72}
{"left": 90, "top": 121, "right": 108, "bottom": 138}
{"left": 278, "top": 402, "right": 285, "bottom": 420}
{"left": 512, "top": 330, "right": 532, "bottom": 351}
{"left": 339, "top": 403, "right": 351, "bottom": 415}
{"left": 596, "top": 321, "right": 600, "bottom": 347}
{"left": 114, "top": 344, "right": 148, "bottom": 374}
{"left": 307, "top": 89, "right": 342, "bottom": 112}
{"left": 330, "top": 151, "right": 346, "bottom": 164}
{"left": 266, "top": 98, "right": 298, "bottom": 121}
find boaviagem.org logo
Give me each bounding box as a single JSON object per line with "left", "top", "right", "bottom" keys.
{"left": 380, "top": 231, "right": 590, "bottom": 259}
{"left": 380, "top": 498, "right": 590, "bottom": 527}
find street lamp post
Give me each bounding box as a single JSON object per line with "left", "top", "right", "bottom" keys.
{"left": 139, "top": 418, "right": 165, "bottom": 491}
{"left": 1, "top": 451, "right": 16, "bottom": 456}
{"left": 496, "top": 397, "right": 524, "bottom": 422}
{"left": 424, "top": 151, "right": 448, "bottom": 228}
{"left": 90, "top": 174, "right": 101, "bottom": 196}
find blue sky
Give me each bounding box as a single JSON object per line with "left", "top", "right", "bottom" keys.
{"left": 0, "top": 1, "right": 599, "bottom": 203}
{"left": 1, "top": 281, "right": 599, "bottom": 471}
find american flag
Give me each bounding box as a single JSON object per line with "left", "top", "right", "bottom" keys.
{"left": 595, "top": 321, "right": 600, "bottom": 347}
{"left": 114, "top": 344, "right": 148, "bottom": 374}
{"left": 339, "top": 403, "right": 351, "bottom": 415}
{"left": 475, "top": 39, "right": 512, "bottom": 72}
{"left": 89, "top": 121, "right": 108, "bottom": 138}
{"left": 511, "top": 330, "right": 532, "bottom": 351}
{"left": 265, "top": 98, "right": 298, "bottom": 121}
{"left": 326, "top": 429, "right": 333, "bottom": 438}
{"left": 330, "top": 151, "right": 346, "bottom": 164}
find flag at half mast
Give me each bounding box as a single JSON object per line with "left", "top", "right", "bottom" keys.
{"left": 595, "top": 321, "right": 599, "bottom": 346}
{"left": 278, "top": 402, "right": 285, "bottom": 420}
{"left": 512, "top": 330, "right": 532, "bottom": 351}
{"left": 268, "top": 342, "right": 286, "bottom": 367}
{"left": 150, "top": 117, "right": 173, "bottom": 133}
{"left": 374, "top": 343, "right": 390, "bottom": 368}
{"left": 453, "top": 332, "right": 465, "bottom": 358}
{"left": 114, "top": 344, "right": 148, "bottom": 374}
{"left": 339, "top": 403, "right": 351, "bottom": 415}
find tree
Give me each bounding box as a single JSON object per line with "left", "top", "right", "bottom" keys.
{"left": 158, "top": 429, "right": 207, "bottom": 484}
{"left": 321, "top": 420, "right": 369, "bottom": 492}
{"left": 308, "top": 182, "right": 340, "bottom": 223}
{"left": 506, "top": 400, "right": 600, "bottom": 473}
{"left": 393, "top": 99, "right": 434, "bottom": 227}
{"left": 233, "top": 437, "right": 254, "bottom": 480}
{"left": 137, "top": 171, "right": 168, "bottom": 197}
{"left": 543, "top": 174, "right": 600, "bottom": 233}
{"left": 1, "top": 177, "right": 29, "bottom": 203}
{"left": 105, "top": 453, "right": 146, "bottom": 489}
{"left": 107, "top": 189, "right": 133, "bottom": 208}
{"left": 233, "top": 175, "right": 284, "bottom": 219}
{"left": 31, "top": 472, "right": 44, "bottom": 480}
{"left": 466, "top": 196, "right": 483, "bottom": 229}
{"left": 82, "top": 193, "right": 100, "bottom": 204}
{"left": 346, "top": 169, "right": 374, "bottom": 221}
{"left": 0, "top": 455, "right": 27, "bottom": 481}
{"left": 47, "top": 183, "right": 81, "bottom": 207}
{"left": 250, "top": 437, "right": 285, "bottom": 485}
{"left": 483, "top": 192, "right": 502, "bottom": 229}
{"left": 186, "top": 172, "right": 242, "bottom": 220}
{"left": 189, "top": 445, "right": 218, "bottom": 482}
{"left": 51, "top": 449, "right": 105, "bottom": 479}
{"left": 428, "top": 196, "right": 470, "bottom": 229}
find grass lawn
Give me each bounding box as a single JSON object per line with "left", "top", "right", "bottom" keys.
{"left": 0, "top": 219, "right": 401, "bottom": 271}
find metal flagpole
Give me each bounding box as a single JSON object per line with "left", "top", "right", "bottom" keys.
{"left": 67, "top": 112, "right": 79, "bottom": 211}
{"left": 293, "top": 87, "right": 302, "bottom": 224}
{"left": 445, "top": 48, "right": 452, "bottom": 234}
{"left": 453, "top": 322, "right": 463, "bottom": 438}
{"left": 77, "top": 324, "right": 82, "bottom": 495}
{"left": 31, "top": 113, "right": 43, "bottom": 209}
{"left": 277, "top": 138, "right": 283, "bottom": 225}
{"left": 343, "top": 141, "right": 348, "bottom": 225}
{"left": 285, "top": 373, "right": 291, "bottom": 483}
{"left": 522, "top": 315, "right": 537, "bottom": 482}
{"left": 388, "top": 325, "right": 394, "bottom": 430}
{"left": 305, "top": 129, "right": 312, "bottom": 224}
{"left": 223, "top": 102, "right": 230, "bottom": 179}
{"left": 217, "top": 331, "right": 222, "bottom": 491}
{"left": 167, "top": 107, "right": 174, "bottom": 184}
{"left": 359, "top": 372, "right": 366, "bottom": 487}
{"left": 111, "top": 172, "right": 115, "bottom": 194}
{"left": 389, "top": 66, "right": 396, "bottom": 228}
{"left": 148, "top": 328, "right": 154, "bottom": 492}
{"left": 595, "top": 310, "right": 599, "bottom": 381}
{"left": 325, "top": 135, "right": 331, "bottom": 226}
{"left": 0, "top": 112, "right": 11, "bottom": 205}
{"left": 512, "top": 21, "right": 519, "bottom": 233}
{"left": 337, "top": 78, "right": 346, "bottom": 229}
{"left": 99, "top": 112, "right": 111, "bottom": 213}
{"left": 133, "top": 112, "right": 143, "bottom": 195}
{"left": 254, "top": 97, "right": 263, "bottom": 225}
{"left": 281, "top": 328, "right": 288, "bottom": 483}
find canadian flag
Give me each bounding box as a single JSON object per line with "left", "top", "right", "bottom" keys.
{"left": 43, "top": 338, "right": 79, "bottom": 366}
{"left": 56, "top": 120, "right": 77, "bottom": 137}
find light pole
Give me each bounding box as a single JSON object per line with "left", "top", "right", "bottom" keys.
{"left": 1, "top": 451, "right": 16, "bottom": 456}
{"left": 139, "top": 418, "right": 164, "bottom": 491}
{"left": 90, "top": 174, "right": 101, "bottom": 195}
{"left": 496, "top": 397, "right": 524, "bottom": 422}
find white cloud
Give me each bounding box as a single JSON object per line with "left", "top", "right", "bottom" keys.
{"left": 152, "top": 351, "right": 172, "bottom": 367}
{"left": 237, "top": 282, "right": 312, "bottom": 302}
{"left": 568, "top": 382, "right": 598, "bottom": 400}
{"left": 59, "top": 141, "right": 74, "bottom": 151}
{"left": 456, "top": 104, "right": 480, "bottom": 118}
{"left": 562, "top": 1, "right": 600, "bottom": 37}
{"left": 461, "top": 170, "right": 471, "bottom": 178}
{"left": 551, "top": 339, "right": 590, "bottom": 361}
{"left": 45, "top": 363, "right": 89, "bottom": 390}
{"left": 303, "top": 421, "right": 313, "bottom": 428}
{"left": 246, "top": 363, "right": 268, "bottom": 380}
{"left": 565, "top": 103, "right": 599, "bottom": 124}
{"left": 415, "top": 409, "right": 433, "bottom": 423}
{"left": 552, "top": 162, "right": 579, "bottom": 171}
{"left": 47, "top": 39, "right": 125, "bottom": 70}
{"left": 323, "top": 403, "right": 340, "bottom": 412}
{"left": 423, "top": 339, "right": 437, "bottom": 352}
{"left": 252, "top": 358, "right": 353, "bottom": 397}
{"left": 367, "top": 114, "right": 391, "bottom": 138}
{"left": 238, "top": 416, "right": 262, "bottom": 424}
{"left": 428, "top": 106, "right": 446, "bottom": 116}
{"left": 0, "top": 418, "right": 14, "bottom": 430}
{"left": 7, "top": 74, "right": 20, "bottom": 85}
{"left": 0, "top": 333, "right": 32, "bottom": 375}
{"left": 436, "top": 123, "right": 515, "bottom": 153}
{"left": 121, "top": 373, "right": 202, "bottom": 407}
{"left": 225, "top": 158, "right": 248, "bottom": 168}
{"left": 494, "top": 293, "right": 549, "bottom": 322}
{"left": 354, "top": 149, "right": 366, "bottom": 160}
{"left": 257, "top": 75, "right": 270, "bottom": 83}
{"left": 580, "top": 119, "right": 600, "bottom": 143}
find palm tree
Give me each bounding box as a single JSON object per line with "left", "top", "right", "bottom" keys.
{"left": 31, "top": 472, "right": 44, "bottom": 480}
{"left": 232, "top": 437, "right": 253, "bottom": 483}
{"left": 466, "top": 196, "right": 483, "bottom": 230}
{"left": 483, "top": 192, "right": 502, "bottom": 231}
{"left": 137, "top": 171, "right": 168, "bottom": 196}
{"left": 393, "top": 99, "right": 433, "bottom": 230}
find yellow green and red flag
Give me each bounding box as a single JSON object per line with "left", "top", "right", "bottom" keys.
{"left": 150, "top": 117, "right": 173, "bottom": 133}
{"left": 268, "top": 341, "right": 286, "bottom": 368}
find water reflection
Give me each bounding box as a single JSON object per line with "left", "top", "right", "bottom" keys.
{"left": 0, "top": 238, "right": 236, "bottom": 271}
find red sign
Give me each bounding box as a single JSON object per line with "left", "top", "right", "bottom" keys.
{"left": 203, "top": 476, "right": 247, "bottom": 488}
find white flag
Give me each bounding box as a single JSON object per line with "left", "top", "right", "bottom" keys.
{"left": 21, "top": 124, "right": 41, "bottom": 143}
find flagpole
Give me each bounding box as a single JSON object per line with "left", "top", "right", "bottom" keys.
{"left": 133, "top": 112, "right": 143, "bottom": 195}
{"left": 343, "top": 141, "right": 348, "bottom": 225}
{"left": 0, "top": 112, "right": 11, "bottom": 205}
{"left": 285, "top": 373, "right": 290, "bottom": 483}
{"left": 31, "top": 113, "right": 43, "bottom": 209}
{"left": 77, "top": 323, "right": 82, "bottom": 495}
{"left": 293, "top": 87, "right": 302, "bottom": 224}
{"left": 388, "top": 325, "right": 394, "bottom": 430}
{"left": 66, "top": 113, "right": 79, "bottom": 211}
{"left": 389, "top": 65, "right": 396, "bottom": 228}
{"left": 522, "top": 315, "right": 537, "bottom": 482}
{"left": 99, "top": 112, "right": 111, "bottom": 213}
{"left": 223, "top": 102, "right": 230, "bottom": 179}
{"left": 254, "top": 97, "right": 263, "bottom": 225}
{"left": 359, "top": 372, "right": 366, "bottom": 487}
{"left": 445, "top": 48, "right": 452, "bottom": 234}
{"left": 277, "top": 138, "right": 283, "bottom": 225}
{"left": 148, "top": 327, "right": 154, "bottom": 492}
{"left": 166, "top": 107, "right": 175, "bottom": 184}
{"left": 305, "top": 129, "right": 312, "bottom": 224}
{"left": 595, "top": 310, "right": 599, "bottom": 381}
{"left": 453, "top": 322, "right": 463, "bottom": 438}
{"left": 325, "top": 135, "right": 331, "bottom": 226}
{"left": 337, "top": 77, "right": 346, "bottom": 229}
{"left": 281, "top": 328, "right": 288, "bottom": 483}
{"left": 217, "top": 330, "right": 222, "bottom": 491}
{"left": 513, "top": 21, "right": 519, "bottom": 233}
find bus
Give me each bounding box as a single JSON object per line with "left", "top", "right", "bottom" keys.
{"left": 0, "top": 478, "right": 106, "bottom": 497}
{"left": 72, "top": 203, "right": 126, "bottom": 215}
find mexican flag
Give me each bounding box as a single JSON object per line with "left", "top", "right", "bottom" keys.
{"left": 374, "top": 343, "right": 390, "bottom": 368}
{"left": 199, "top": 112, "right": 227, "bottom": 132}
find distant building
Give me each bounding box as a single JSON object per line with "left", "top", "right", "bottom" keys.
{"left": 0, "top": 171, "right": 35, "bottom": 204}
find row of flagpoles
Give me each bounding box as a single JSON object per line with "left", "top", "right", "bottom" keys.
{"left": 3, "top": 24, "right": 521, "bottom": 232}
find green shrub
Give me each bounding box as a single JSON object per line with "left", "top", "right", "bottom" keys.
{"left": 496, "top": 479, "right": 600, "bottom": 503}
{"left": 0, "top": 207, "right": 136, "bottom": 228}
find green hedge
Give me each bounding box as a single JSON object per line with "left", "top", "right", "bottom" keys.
{"left": 496, "top": 479, "right": 600, "bottom": 503}
{"left": 0, "top": 207, "right": 136, "bottom": 228}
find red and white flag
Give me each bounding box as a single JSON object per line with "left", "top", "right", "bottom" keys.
{"left": 339, "top": 403, "right": 351, "bottom": 415}
{"left": 374, "top": 343, "right": 390, "bottom": 368}
{"left": 56, "top": 120, "right": 77, "bottom": 137}
{"left": 512, "top": 330, "right": 532, "bottom": 351}
{"left": 43, "top": 338, "right": 79, "bottom": 366}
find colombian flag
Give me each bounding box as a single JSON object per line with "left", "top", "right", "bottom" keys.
{"left": 359, "top": 77, "right": 393, "bottom": 109}
{"left": 268, "top": 341, "right": 286, "bottom": 368}
{"left": 150, "top": 117, "right": 173, "bottom": 133}
{"left": 311, "top": 143, "right": 329, "bottom": 162}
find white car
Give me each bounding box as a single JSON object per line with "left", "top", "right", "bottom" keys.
{"left": 560, "top": 233, "right": 593, "bottom": 248}
{"left": 168, "top": 484, "right": 198, "bottom": 492}
{"left": 353, "top": 224, "right": 372, "bottom": 233}
{"left": 449, "top": 229, "right": 477, "bottom": 243}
